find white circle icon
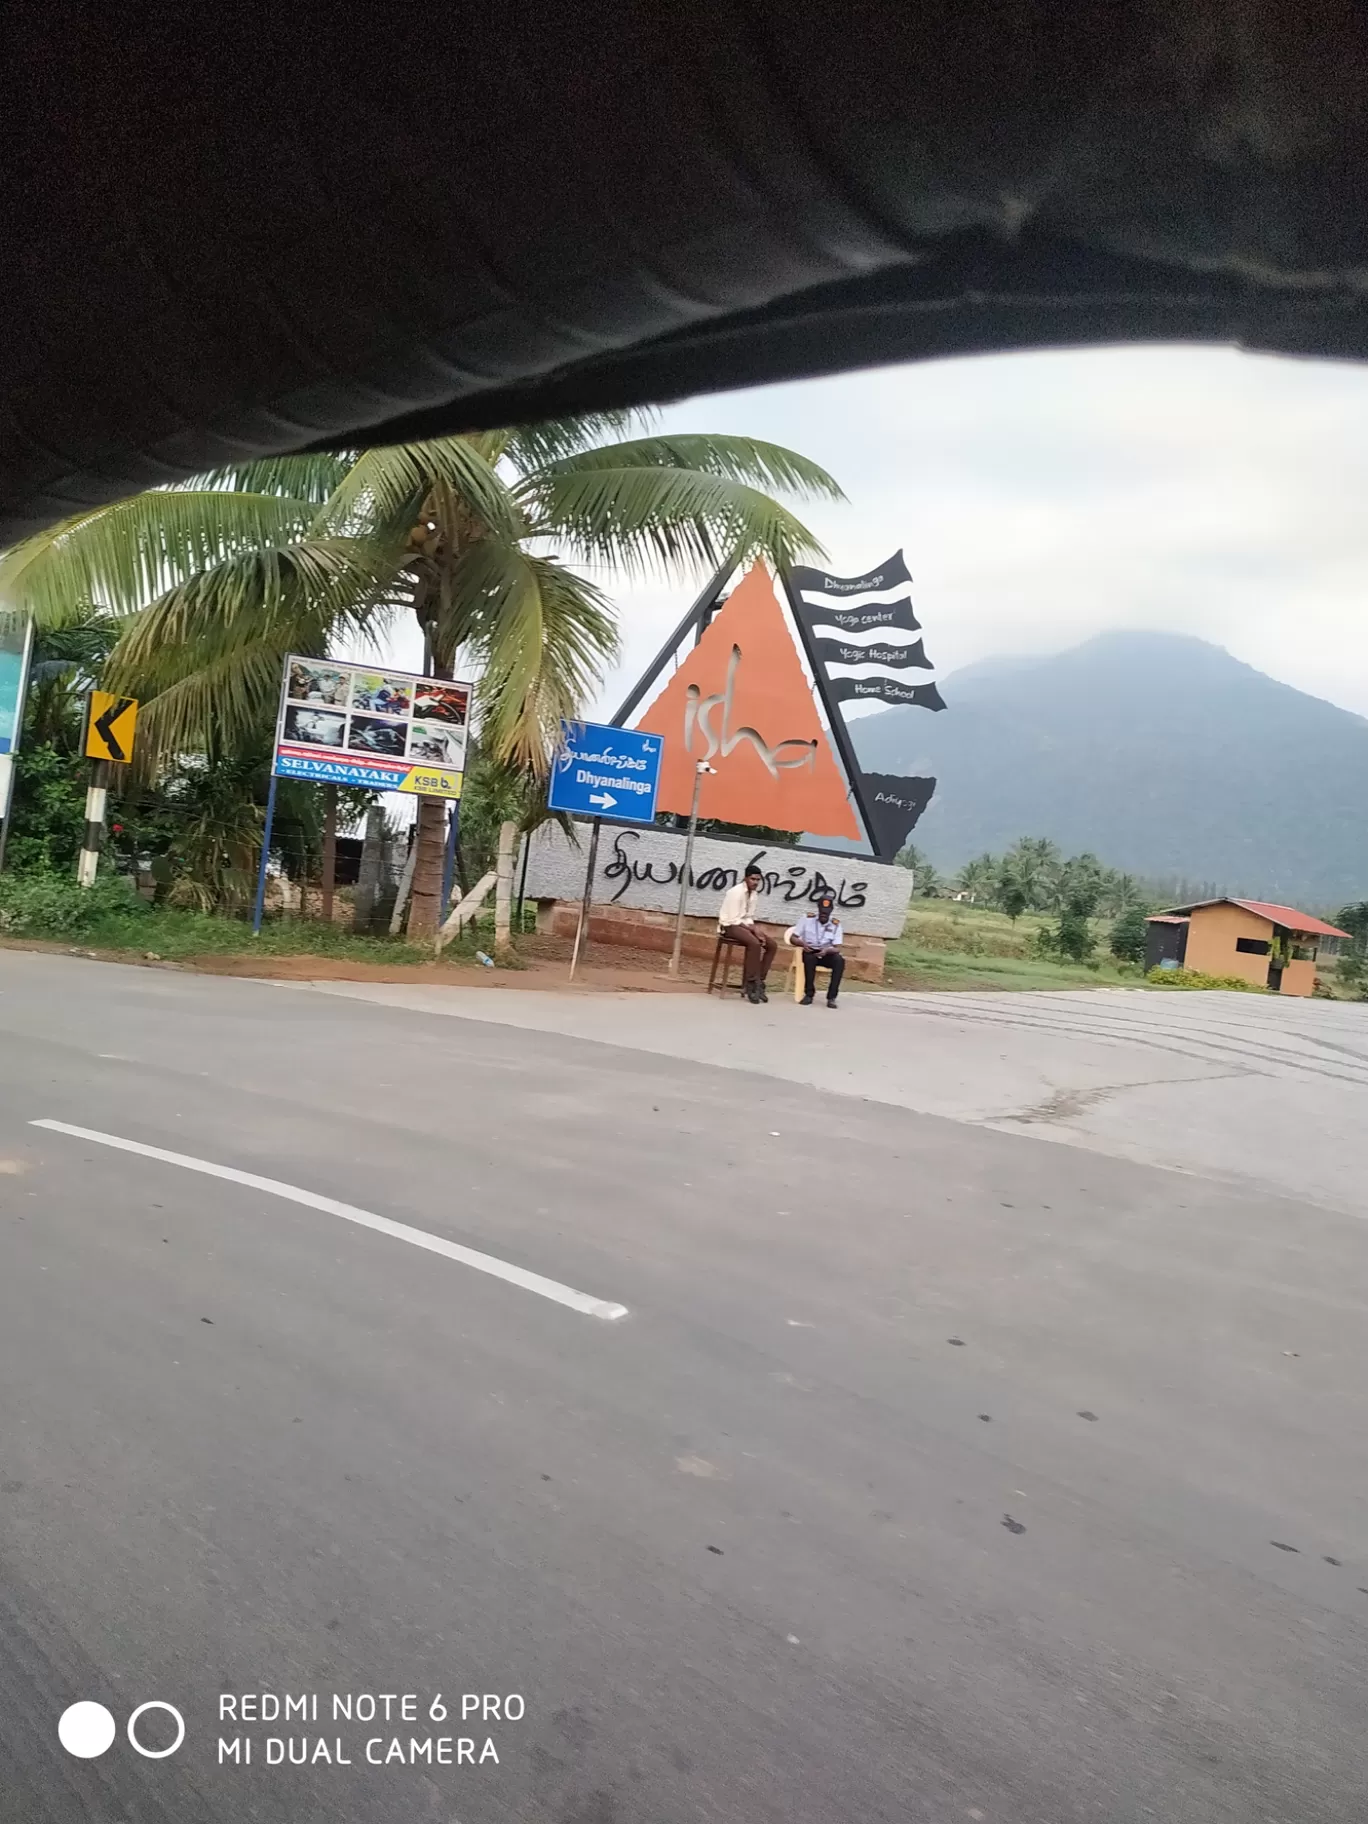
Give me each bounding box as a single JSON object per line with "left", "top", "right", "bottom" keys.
{"left": 127, "top": 1701, "right": 185, "bottom": 1759}
{"left": 58, "top": 1701, "right": 116, "bottom": 1759}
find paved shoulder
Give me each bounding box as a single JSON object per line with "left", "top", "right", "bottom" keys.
{"left": 274, "top": 977, "right": 1368, "bottom": 1213}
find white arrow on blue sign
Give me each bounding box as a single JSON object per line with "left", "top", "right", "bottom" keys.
{"left": 547, "top": 720, "right": 663, "bottom": 825}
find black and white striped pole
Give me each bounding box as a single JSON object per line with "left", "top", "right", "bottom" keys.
{"left": 76, "top": 759, "right": 110, "bottom": 888}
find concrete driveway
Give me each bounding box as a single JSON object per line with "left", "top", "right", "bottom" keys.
{"left": 278, "top": 980, "right": 1368, "bottom": 1217}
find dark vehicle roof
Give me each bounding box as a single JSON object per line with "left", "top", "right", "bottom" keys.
{"left": 7, "top": 3, "right": 1368, "bottom": 538}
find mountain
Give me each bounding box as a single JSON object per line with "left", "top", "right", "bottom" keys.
{"left": 851, "top": 631, "right": 1368, "bottom": 903}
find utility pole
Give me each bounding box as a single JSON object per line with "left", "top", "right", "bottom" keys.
{"left": 669, "top": 761, "right": 715, "bottom": 975}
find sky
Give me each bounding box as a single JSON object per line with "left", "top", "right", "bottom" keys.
{"left": 584, "top": 343, "right": 1368, "bottom": 723}
{"left": 351, "top": 341, "right": 1368, "bottom": 726}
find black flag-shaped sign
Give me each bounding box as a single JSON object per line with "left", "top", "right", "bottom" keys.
{"left": 859, "top": 772, "right": 937, "bottom": 861}
{"left": 788, "top": 555, "right": 945, "bottom": 712}
{"left": 783, "top": 552, "right": 943, "bottom": 859}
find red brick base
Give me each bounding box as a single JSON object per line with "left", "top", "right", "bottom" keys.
{"left": 535, "top": 900, "right": 887, "bottom": 981}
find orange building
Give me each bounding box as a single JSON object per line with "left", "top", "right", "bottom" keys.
{"left": 1145, "top": 898, "right": 1350, "bottom": 995}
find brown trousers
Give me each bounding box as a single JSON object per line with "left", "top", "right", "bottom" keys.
{"left": 723, "top": 924, "right": 777, "bottom": 986}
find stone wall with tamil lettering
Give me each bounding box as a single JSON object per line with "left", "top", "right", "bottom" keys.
{"left": 524, "top": 822, "right": 912, "bottom": 938}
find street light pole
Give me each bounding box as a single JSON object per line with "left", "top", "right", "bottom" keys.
{"left": 669, "top": 761, "right": 714, "bottom": 976}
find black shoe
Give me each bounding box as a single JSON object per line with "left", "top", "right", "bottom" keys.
{"left": 800, "top": 993, "right": 814, "bottom": 1005}
{"left": 758, "top": 984, "right": 769, "bottom": 1002}
{"left": 744, "top": 983, "right": 761, "bottom": 1002}
{"left": 826, "top": 998, "right": 839, "bottom": 1009}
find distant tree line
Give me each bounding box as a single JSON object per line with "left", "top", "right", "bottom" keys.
{"left": 895, "top": 836, "right": 1152, "bottom": 965}
{"left": 895, "top": 836, "right": 1149, "bottom": 917}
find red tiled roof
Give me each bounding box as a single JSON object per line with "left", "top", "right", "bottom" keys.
{"left": 1157, "top": 897, "right": 1351, "bottom": 939}
{"left": 1230, "top": 900, "right": 1352, "bottom": 938}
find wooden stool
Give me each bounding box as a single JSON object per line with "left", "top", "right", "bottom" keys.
{"left": 708, "top": 931, "right": 748, "bottom": 995}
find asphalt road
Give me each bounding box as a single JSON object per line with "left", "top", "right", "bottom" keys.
{"left": 1, "top": 950, "right": 1365, "bottom": 1823}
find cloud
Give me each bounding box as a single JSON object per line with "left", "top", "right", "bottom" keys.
{"left": 595, "top": 345, "right": 1368, "bottom": 721}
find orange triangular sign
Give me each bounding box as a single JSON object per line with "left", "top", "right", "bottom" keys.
{"left": 635, "top": 565, "right": 861, "bottom": 839}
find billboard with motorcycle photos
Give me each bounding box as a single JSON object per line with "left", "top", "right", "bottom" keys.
{"left": 272, "top": 655, "right": 471, "bottom": 798}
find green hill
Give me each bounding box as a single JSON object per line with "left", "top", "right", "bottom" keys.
{"left": 852, "top": 631, "right": 1368, "bottom": 903}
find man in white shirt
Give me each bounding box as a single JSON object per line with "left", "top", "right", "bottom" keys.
{"left": 718, "top": 866, "right": 777, "bottom": 1002}
{"left": 786, "top": 891, "right": 845, "bottom": 1007}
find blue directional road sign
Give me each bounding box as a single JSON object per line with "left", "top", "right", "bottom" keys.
{"left": 547, "top": 720, "right": 663, "bottom": 825}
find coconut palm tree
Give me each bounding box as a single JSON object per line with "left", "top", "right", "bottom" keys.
{"left": 954, "top": 853, "right": 997, "bottom": 903}
{"left": 895, "top": 843, "right": 942, "bottom": 897}
{"left": 23, "top": 607, "right": 121, "bottom": 749}
{"left": 0, "top": 416, "right": 842, "bottom": 932}
{"left": 994, "top": 865, "right": 1029, "bottom": 923}
{"left": 1055, "top": 850, "right": 1105, "bottom": 916}
{"left": 1095, "top": 868, "right": 1142, "bottom": 918}
{"left": 1000, "top": 837, "right": 1050, "bottom": 909}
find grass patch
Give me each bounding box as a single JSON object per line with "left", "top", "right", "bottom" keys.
{"left": 903, "top": 901, "right": 1055, "bottom": 957}
{"left": 888, "top": 902, "right": 1138, "bottom": 992}
{"left": 884, "top": 940, "right": 1139, "bottom": 993}
{"left": 902, "top": 900, "right": 1122, "bottom": 959}
{"left": 0, "top": 871, "right": 485, "bottom": 966}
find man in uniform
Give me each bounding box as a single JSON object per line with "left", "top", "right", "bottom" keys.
{"left": 786, "top": 891, "right": 845, "bottom": 1007}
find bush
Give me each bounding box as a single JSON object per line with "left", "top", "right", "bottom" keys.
{"left": 5, "top": 742, "right": 89, "bottom": 875}
{"left": 996, "top": 878, "right": 1029, "bottom": 923}
{"left": 0, "top": 872, "right": 149, "bottom": 939}
{"left": 1054, "top": 896, "right": 1096, "bottom": 962}
{"left": 1145, "top": 966, "right": 1266, "bottom": 992}
{"left": 1109, "top": 904, "right": 1149, "bottom": 964}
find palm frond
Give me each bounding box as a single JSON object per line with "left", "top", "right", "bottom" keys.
{"left": 519, "top": 464, "right": 829, "bottom": 580}
{"left": 109, "top": 537, "right": 409, "bottom": 679}
{"left": 499, "top": 411, "right": 657, "bottom": 474}
{"left": 447, "top": 545, "right": 619, "bottom": 772}
{"left": 129, "top": 641, "right": 294, "bottom": 771}
{"left": 30, "top": 607, "right": 122, "bottom": 682}
{"left": 0, "top": 491, "right": 316, "bottom": 627}
{"left": 530, "top": 433, "right": 844, "bottom": 502}
{"left": 173, "top": 454, "right": 358, "bottom": 501}
{"left": 313, "top": 437, "right": 523, "bottom": 543}
{"left": 103, "top": 537, "right": 412, "bottom": 763}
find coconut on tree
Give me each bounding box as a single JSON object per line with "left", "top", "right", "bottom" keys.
{"left": 0, "top": 415, "right": 843, "bottom": 933}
